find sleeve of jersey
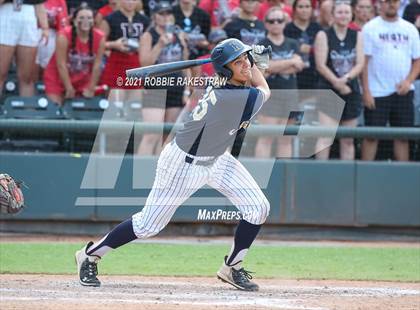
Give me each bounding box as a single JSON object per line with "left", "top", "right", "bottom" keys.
{"left": 239, "top": 88, "right": 265, "bottom": 123}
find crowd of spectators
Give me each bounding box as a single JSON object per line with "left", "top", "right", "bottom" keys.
{"left": 0, "top": 0, "right": 419, "bottom": 160}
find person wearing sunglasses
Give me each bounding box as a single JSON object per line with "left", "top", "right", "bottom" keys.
{"left": 361, "top": 0, "right": 420, "bottom": 161}
{"left": 137, "top": 1, "right": 189, "bottom": 155}
{"left": 284, "top": 0, "right": 322, "bottom": 90}
{"left": 255, "top": 6, "right": 305, "bottom": 158}
{"left": 314, "top": 0, "right": 364, "bottom": 160}
{"left": 223, "top": 0, "right": 266, "bottom": 46}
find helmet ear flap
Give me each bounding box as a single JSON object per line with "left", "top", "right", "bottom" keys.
{"left": 221, "top": 66, "right": 233, "bottom": 80}
{"left": 247, "top": 52, "right": 254, "bottom": 67}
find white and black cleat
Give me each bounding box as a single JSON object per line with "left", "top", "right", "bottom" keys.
{"left": 75, "top": 241, "right": 101, "bottom": 287}
{"left": 217, "top": 256, "right": 259, "bottom": 291}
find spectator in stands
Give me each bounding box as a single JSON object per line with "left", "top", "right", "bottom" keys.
{"left": 144, "top": 0, "right": 176, "bottom": 17}
{"left": 257, "top": 0, "right": 293, "bottom": 21}
{"left": 255, "top": 7, "right": 304, "bottom": 158}
{"left": 95, "top": 0, "right": 118, "bottom": 27}
{"left": 137, "top": 1, "right": 189, "bottom": 155}
{"left": 172, "top": 0, "right": 211, "bottom": 59}
{"left": 285, "top": 0, "right": 322, "bottom": 90}
{"left": 198, "top": 0, "right": 240, "bottom": 28}
{"left": 403, "top": 0, "right": 420, "bottom": 30}
{"left": 34, "top": 0, "right": 68, "bottom": 81}
{"left": 398, "top": 0, "right": 411, "bottom": 16}
{"left": 66, "top": 0, "right": 107, "bottom": 15}
{"left": 318, "top": 0, "right": 334, "bottom": 28}
{"left": 99, "top": 0, "right": 149, "bottom": 89}
{"left": 314, "top": 0, "right": 364, "bottom": 160}
{"left": 0, "top": 0, "right": 48, "bottom": 96}
{"left": 403, "top": 0, "right": 420, "bottom": 125}
{"left": 349, "top": 0, "right": 374, "bottom": 30}
{"left": 361, "top": 0, "right": 420, "bottom": 161}
{"left": 223, "top": 0, "right": 266, "bottom": 46}
{"left": 43, "top": 4, "right": 105, "bottom": 105}
{"left": 192, "top": 29, "right": 228, "bottom": 79}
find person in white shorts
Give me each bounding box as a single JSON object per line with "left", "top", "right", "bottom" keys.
{"left": 0, "top": 0, "right": 49, "bottom": 96}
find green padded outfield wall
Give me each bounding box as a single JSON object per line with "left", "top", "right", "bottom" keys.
{"left": 0, "top": 153, "right": 419, "bottom": 227}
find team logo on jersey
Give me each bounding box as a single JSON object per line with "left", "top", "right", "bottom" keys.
{"left": 229, "top": 120, "right": 250, "bottom": 135}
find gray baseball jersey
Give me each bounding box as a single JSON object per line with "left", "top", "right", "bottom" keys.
{"left": 176, "top": 84, "right": 265, "bottom": 156}
{"left": 131, "top": 83, "right": 270, "bottom": 239}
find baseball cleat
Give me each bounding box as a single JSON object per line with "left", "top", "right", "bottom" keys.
{"left": 75, "top": 241, "right": 101, "bottom": 287}
{"left": 217, "top": 256, "right": 259, "bottom": 291}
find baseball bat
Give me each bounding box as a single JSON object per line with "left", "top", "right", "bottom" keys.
{"left": 126, "top": 58, "right": 212, "bottom": 78}
{"left": 126, "top": 46, "right": 272, "bottom": 78}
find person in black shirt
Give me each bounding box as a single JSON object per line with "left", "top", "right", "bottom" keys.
{"left": 172, "top": 0, "right": 211, "bottom": 59}
{"left": 314, "top": 0, "right": 364, "bottom": 160}
{"left": 284, "top": 0, "right": 322, "bottom": 90}
{"left": 403, "top": 0, "right": 420, "bottom": 31}
{"left": 99, "top": 0, "right": 149, "bottom": 89}
{"left": 255, "top": 6, "right": 305, "bottom": 158}
{"left": 223, "top": 0, "right": 266, "bottom": 46}
{"left": 137, "top": 1, "right": 189, "bottom": 155}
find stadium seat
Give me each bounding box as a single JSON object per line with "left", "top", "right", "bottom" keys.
{"left": 62, "top": 96, "right": 120, "bottom": 120}
{"left": 0, "top": 96, "right": 65, "bottom": 152}
{"left": 2, "top": 95, "right": 62, "bottom": 119}
{"left": 61, "top": 97, "right": 122, "bottom": 153}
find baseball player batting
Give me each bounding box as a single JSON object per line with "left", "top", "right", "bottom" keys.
{"left": 75, "top": 38, "right": 271, "bottom": 291}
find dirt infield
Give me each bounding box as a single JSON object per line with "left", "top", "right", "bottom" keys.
{"left": 0, "top": 274, "right": 419, "bottom": 310}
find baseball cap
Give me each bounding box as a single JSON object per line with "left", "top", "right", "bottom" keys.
{"left": 151, "top": 1, "right": 173, "bottom": 14}
{"left": 208, "top": 29, "right": 228, "bottom": 44}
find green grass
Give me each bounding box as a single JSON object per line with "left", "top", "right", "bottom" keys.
{"left": 0, "top": 243, "right": 419, "bottom": 282}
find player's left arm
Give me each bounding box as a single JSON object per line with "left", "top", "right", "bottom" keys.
{"left": 250, "top": 64, "right": 270, "bottom": 102}
{"left": 250, "top": 45, "right": 271, "bottom": 102}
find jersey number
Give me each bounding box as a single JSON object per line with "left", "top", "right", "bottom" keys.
{"left": 192, "top": 89, "right": 217, "bottom": 121}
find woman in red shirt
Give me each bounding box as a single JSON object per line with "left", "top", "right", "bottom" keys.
{"left": 43, "top": 4, "right": 105, "bottom": 105}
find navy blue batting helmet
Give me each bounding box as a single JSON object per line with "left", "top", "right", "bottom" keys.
{"left": 211, "top": 38, "right": 253, "bottom": 79}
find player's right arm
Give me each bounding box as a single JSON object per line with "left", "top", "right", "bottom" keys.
{"left": 250, "top": 65, "right": 270, "bottom": 102}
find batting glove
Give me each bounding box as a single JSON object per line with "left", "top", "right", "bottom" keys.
{"left": 251, "top": 45, "right": 270, "bottom": 70}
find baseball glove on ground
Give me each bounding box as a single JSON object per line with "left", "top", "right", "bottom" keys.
{"left": 0, "top": 174, "right": 25, "bottom": 214}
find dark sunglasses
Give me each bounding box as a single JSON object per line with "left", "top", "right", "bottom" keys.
{"left": 266, "top": 18, "right": 285, "bottom": 24}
